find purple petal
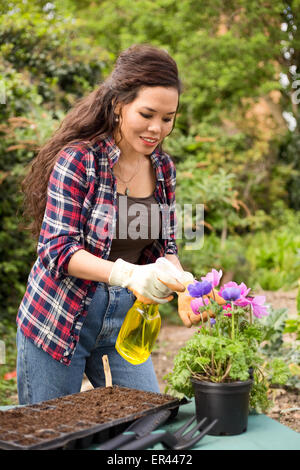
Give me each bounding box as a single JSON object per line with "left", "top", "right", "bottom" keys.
{"left": 201, "top": 269, "right": 223, "bottom": 288}
{"left": 238, "top": 282, "right": 251, "bottom": 297}
{"left": 221, "top": 287, "right": 241, "bottom": 301}
{"left": 190, "top": 297, "right": 209, "bottom": 314}
{"left": 219, "top": 282, "right": 238, "bottom": 297}
{"left": 234, "top": 296, "right": 251, "bottom": 307}
{"left": 251, "top": 296, "right": 269, "bottom": 318}
{"left": 187, "top": 280, "right": 212, "bottom": 297}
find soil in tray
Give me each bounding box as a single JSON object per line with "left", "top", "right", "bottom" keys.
{"left": 0, "top": 386, "right": 175, "bottom": 447}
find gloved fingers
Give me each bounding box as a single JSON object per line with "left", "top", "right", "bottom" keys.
{"left": 189, "top": 312, "right": 205, "bottom": 325}
{"left": 182, "top": 271, "right": 195, "bottom": 284}
{"left": 157, "top": 277, "right": 186, "bottom": 293}
{"left": 177, "top": 290, "right": 208, "bottom": 327}
{"left": 129, "top": 281, "right": 174, "bottom": 304}
{"left": 177, "top": 308, "right": 192, "bottom": 328}
{"left": 128, "top": 268, "right": 171, "bottom": 299}
{"left": 148, "top": 293, "right": 174, "bottom": 304}
{"left": 152, "top": 277, "right": 174, "bottom": 297}
{"left": 154, "top": 270, "right": 185, "bottom": 293}
{"left": 155, "top": 258, "right": 187, "bottom": 283}
{"left": 128, "top": 288, "right": 156, "bottom": 304}
{"left": 190, "top": 310, "right": 215, "bottom": 324}
{"left": 178, "top": 306, "right": 212, "bottom": 327}
{"left": 155, "top": 258, "right": 194, "bottom": 284}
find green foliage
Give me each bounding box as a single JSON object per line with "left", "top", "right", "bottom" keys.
{"left": 279, "top": 132, "right": 300, "bottom": 210}
{"left": 245, "top": 208, "right": 300, "bottom": 290}
{"left": 259, "top": 306, "right": 300, "bottom": 391}
{"left": 260, "top": 307, "right": 289, "bottom": 350}
{"left": 265, "top": 357, "right": 292, "bottom": 386}
{"left": 0, "top": 321, "right": 18, "bottom": 405}
{"left": 177, "top": 203, "right": 300, "bottom": 292}
{"left": 284, "top": 283, "right": 300, "bottom": 340}
{"left": 0, "top": 1, "right": 107, "bottom": 322}
{"left": 0, "top": 1, "right": 105, "bottom": 106}
{"left": 76, "top": 0, "right": 285, "bottom": 108}
{"left": 248, "top": 354, "right": 291, "bottom": 413}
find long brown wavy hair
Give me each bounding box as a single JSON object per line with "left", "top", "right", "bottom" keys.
{"left": 21, "top": 44, "right": 182, "bottom": 240}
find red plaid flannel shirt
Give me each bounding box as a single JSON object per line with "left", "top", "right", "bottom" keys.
{"left": 17, "top": 136, "right": 178, "bottom": 365}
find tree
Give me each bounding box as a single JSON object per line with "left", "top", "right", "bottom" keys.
{"left": 0, "top": 0, "right": 106, "bottom": 320}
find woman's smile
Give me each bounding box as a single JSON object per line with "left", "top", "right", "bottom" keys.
{"left": 139, "top": 136, "right": 159, "bottom": 146}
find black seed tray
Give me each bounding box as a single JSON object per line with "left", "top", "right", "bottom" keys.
{"left": 0, "top": 386, "right": 182, "bottom": 450}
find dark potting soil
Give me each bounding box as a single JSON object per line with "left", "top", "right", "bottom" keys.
{"left": 0, "top": 386, "right": 175, "bottom": 447}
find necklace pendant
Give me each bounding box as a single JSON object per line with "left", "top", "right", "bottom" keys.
{"left": 125, "top": 187, "right": 129, "bottom": 196}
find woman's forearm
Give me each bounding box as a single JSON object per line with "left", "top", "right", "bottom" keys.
{"left": 68, "top": 250, "right": 184, "bottom": 284}
{"left": 67, "top": 249, "right": 114, "bottom": 283}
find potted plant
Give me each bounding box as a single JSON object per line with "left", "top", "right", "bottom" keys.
{"left": 165, "top": 269, "right": 290, "bottom": 436}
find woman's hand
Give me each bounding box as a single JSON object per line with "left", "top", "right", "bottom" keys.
{"left": 177, "top": 288, "right": 202, "bottom": 327}
{"left": 177, "top": 286, "right": 226, "bottom": 328}
{"left": 109, "top": 258, "right": 186, "bottom": 304}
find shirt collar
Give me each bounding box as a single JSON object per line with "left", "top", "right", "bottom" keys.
{"left": 103, "top": 135, "right": 121, "bottom": 167}
{"left": 103, "top": 135, "right": 164, "bottom": 181}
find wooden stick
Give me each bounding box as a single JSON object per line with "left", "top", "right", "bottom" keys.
{"left": 102, "top": 355, "right": 112, "bottom": 388}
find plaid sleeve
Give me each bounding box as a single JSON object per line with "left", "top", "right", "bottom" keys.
{"left": 37, "top": 146, "right": 89, "bottom": 280}
{"left": 162, "top": 154, "right": 178, "bottom": 256}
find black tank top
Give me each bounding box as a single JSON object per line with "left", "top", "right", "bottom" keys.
{"left": 107, "top": 192, "right": 161, "bottom": 263}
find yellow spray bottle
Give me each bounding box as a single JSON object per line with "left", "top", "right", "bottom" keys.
{"left": 115, "top": 259, "right": 190, "bottom": 365}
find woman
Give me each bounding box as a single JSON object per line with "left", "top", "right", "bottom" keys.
{"left": 16, "top": 44, "right": 198, "bottom": 406}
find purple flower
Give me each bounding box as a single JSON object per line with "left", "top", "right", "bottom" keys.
{"left": 201, "top": 269, "right": 223, "bottom": 288}
{"left": 190, "top": 297, "right": 210, "bottom": 314}
{"left": 221, "top": 287, "right": 241, "bottom": 301}
{"left": 210, "top": 318, "right": 216, "bottom": 326}
{"left": 187, "top": 280, "right": 212, "bottom": 298}
{"left": 238, "top": 282, "right": 251, "bottom": 297}
{"left": 242, "top": 295, "right": 269, "bottom": 318}
{"left": 234, "top": 297, "right": 250, "bottom": 307}
{"left": 219, "top": 281, "right": 250, "bottom": 299}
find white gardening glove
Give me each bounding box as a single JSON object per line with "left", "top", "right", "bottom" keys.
{"left": 155, "top": 257, "right": 194, "bottom": 288}
{"left": 109, "top": 257, "right": 191, "bottom": 304}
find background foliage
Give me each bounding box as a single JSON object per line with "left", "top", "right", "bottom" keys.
{"left": 0, "top": 0, "right": 300, "bottom": 403}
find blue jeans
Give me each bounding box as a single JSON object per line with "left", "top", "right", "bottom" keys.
{"left": 17, "top": 283, "right": 160, "bottom": 405}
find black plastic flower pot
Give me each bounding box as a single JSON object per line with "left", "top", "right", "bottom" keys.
{"left": 191, "top": 378, "right": 253, "bottom": 436}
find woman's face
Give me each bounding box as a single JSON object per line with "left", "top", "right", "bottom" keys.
{"left": 114, "top": 86, "right": 179, "bottom": 159}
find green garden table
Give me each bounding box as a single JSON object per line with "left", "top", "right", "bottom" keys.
{"left": 1, "top": 400, "right": 299, "bottom": 450}
{"left": 139, "top": 398, "right": 300, "bottom": 451}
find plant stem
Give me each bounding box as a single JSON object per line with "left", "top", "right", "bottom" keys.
{"left": 203, "top": 296, "right": 211, "bottom": 334}
{"left": 221, "top": 359, "right": 232, "bottom": 382}
{"left": 231, "top": 301, "right": 235, "bottom": 340}
{"left": 216, "top": 359, "right": 222, "bottom": 378}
